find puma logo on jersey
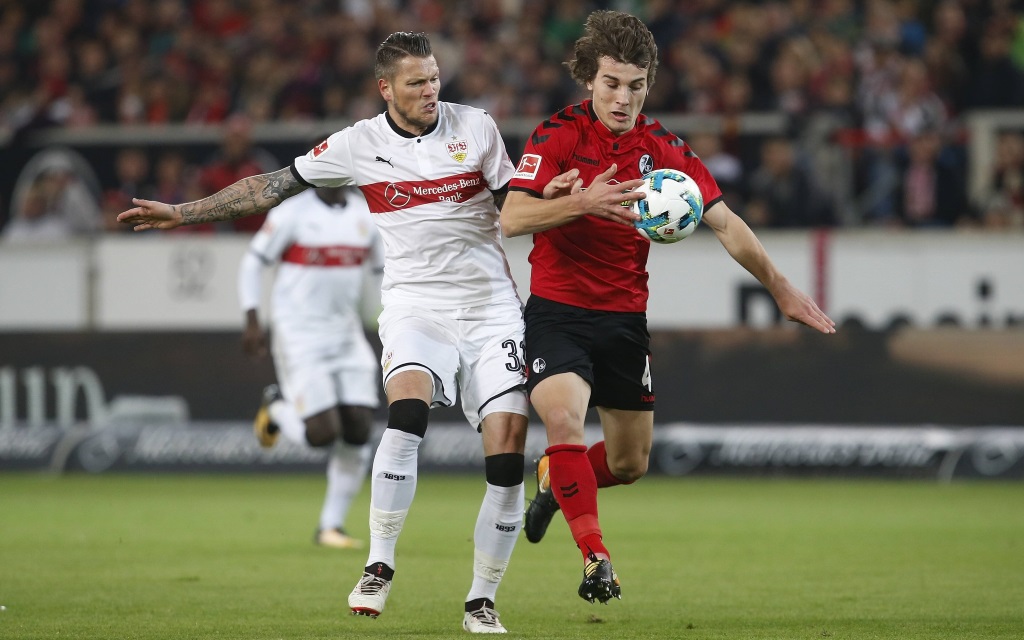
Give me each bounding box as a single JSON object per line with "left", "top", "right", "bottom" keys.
{"left": 375, "top": 156, "right": 394, "bottom": 168}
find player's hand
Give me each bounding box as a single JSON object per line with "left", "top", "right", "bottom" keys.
{"left": 580, "top": 164, "right": 644, "bottom": 226}
{"left": 242, "top": 323, "right": 269, "bottom": 359}
{"left": 543, "top": 168, "right": 583, "bottom": 200}
{"left": 774, "top": 284, "right": 837, "bottom": 334}
{"left": 116, "top": 198, "right": 183, "bottom": 231}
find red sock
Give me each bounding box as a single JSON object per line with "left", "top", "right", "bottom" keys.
{"left": 587, "top": 441, "right": 629, "bottom": 488}
{"left": 546, "top": 444, "right": 609, "bottom": 561}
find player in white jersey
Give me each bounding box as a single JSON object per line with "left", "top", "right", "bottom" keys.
{"left": 238, "top": 186, "right": 383, "bottom": 551}
{"left": 118, "top": 32, "right": 538, "bottom": 634}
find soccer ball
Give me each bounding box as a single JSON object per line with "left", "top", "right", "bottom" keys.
{"left": 633, "top": 169, "right": 704, "bottom": 244}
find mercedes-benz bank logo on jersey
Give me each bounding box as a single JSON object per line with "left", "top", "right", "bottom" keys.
{"left": 385, "top": 183, "right": 411, "bottom": 207}
{"left": 365, "top": 171, "right": 488, "bottom": 213}
{"left": 412, "top": 176, "right": 481, "bottom": 202}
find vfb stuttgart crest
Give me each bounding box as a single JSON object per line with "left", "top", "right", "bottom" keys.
{"left": 446, "top": 137, "right": 469, "bottom": 163}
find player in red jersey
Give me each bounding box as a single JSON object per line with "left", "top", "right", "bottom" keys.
{"left": 501, "top": 10, "right": 836, "bottom": 604}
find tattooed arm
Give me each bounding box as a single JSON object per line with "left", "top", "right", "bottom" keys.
{"left": 117, "top": 168, "right": 308, "bottom": 231}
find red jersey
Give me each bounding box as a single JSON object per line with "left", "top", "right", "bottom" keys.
{"left": 509, "top": 101, "right": 723, "bottom": 312}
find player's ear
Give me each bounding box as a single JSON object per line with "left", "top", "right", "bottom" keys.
{"left": 378, "top": 78, "right": 391, "bottom": 101}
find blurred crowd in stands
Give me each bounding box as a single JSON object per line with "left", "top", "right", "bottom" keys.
{"left": 1, "top": 0, "right": 1023, "bottom": 239}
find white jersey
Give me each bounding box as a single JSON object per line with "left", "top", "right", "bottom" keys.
{"left": 291, "top": 102, "right": 519, "bottom": 310}
{"left": 241, "top": 188, "right": 383, "bottom": 340}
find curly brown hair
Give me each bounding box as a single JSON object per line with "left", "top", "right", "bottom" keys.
{"left": 375, "top": 32, "right": 433, "bottom": 81}
{"left": 566, "top": 11, "right": 659, "bottom": 87}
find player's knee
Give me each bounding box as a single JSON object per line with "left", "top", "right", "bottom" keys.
{"left": 484, "top": 452, "right": 525, "bottom": 487}
{"left": 304, "top": 411, "right": 339, "bottom": 448}
{"left": 387, "top": 398, "right": 429, "bottom": 438}
{"left": 304, "top": 422, "right": 337, "bottom": 448}
{"left": 541, "top": 405, "right": 585, "bottom": 439}
{"left": 609, "top": 457, "right": 647, "bottom": 484}
{"left": 339, "top": 406, "right": 374, "bottom": 445}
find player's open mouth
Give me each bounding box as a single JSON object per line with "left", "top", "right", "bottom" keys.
{"left": 423, "top": 102, "right": 437, "bottom": 113}
{"left": 610, "top": 111, "right": 630, "bottom": 122}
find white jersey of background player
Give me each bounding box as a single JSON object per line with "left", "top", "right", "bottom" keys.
{"left": 238, "top": 186, "right": 383, "bottom": 550}
{"left": 118, "top": 32, "right": 530, "bottom": 634}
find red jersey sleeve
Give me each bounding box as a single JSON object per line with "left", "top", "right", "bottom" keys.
{"left": 647, "top": 120, "right": 724, "bottom": 209}
{"left": 509, "top": 107, "right": 580, "bottom": 196}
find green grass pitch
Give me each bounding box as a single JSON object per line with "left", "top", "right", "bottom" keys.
{"left": 1, "top": 473, "right": 1022, "bottom": 639}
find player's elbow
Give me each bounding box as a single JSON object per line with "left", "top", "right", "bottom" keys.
{"left": 499, "top": 192, "right": 533, "bottom": 237}
{"left": 499, "top": 211, "right": 526, "bottom": 238}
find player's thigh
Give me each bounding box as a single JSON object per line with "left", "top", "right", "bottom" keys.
{"left": 590, "top": 311, "right": 654, "bottom": 411}
{"left": 457, "top": 298, "right": 529, "bottom": 430}
{"left": 333, "top": 337, "right": 382, "bottom": 410}
{"left": 335, "top": 366, "right": 380, "bottom": 409}
{"left": 271, "top": 325, "right": 338, "bottom": 417}
{"left": 379, "top": 304, "right": 459, "bottom": 408}
{"left": 523, "top": 295, "right": 595, "bottom": 397}
{"left": 530, "top": 372, "right": 591, "bottom": 445}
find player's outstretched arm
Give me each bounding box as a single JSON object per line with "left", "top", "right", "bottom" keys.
{"left": 500, "top": 164, "right": 644, "bottom": 237}
{"left": 117, "top": 168, "right": 308, "bottom": 231}
{"left": 703, "top": 200, "right": 836, "bottom": 335}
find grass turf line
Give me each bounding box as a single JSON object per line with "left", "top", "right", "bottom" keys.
{"left": 0, "top": 473, "right": 1021, "bottom": 639}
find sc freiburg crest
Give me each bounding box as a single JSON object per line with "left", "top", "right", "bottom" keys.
{"left": 447, "top": 137, "right": 469, "bottom": 163}
{"left": 638, "top": 153, "right": 653, "bottom": 175}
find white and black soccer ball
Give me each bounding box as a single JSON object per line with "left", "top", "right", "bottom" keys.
{"left": 633, "top": 169, "right": 704, "bottom": 244}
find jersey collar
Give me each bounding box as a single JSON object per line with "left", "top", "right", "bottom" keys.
{"left": 385, "top": 109, "right": 440, "bottom": 139}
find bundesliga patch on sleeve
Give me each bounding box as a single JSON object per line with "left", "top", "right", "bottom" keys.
{"left": 514, "top": 154, "right": 542, "bottom": 180}
{"left": 312, "top": 139, "right": 329, "bottom": 157}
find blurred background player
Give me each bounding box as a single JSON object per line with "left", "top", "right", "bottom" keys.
{"left": 238, "top": 184, "right": 383, "bottom": 550}
{"left": 501, "top": 10, "right": 835, "bottom": 605}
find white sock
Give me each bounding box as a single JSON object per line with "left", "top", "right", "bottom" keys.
{"left": 319, "top": 441, "right": 372, "bottom": 531}
{"left": 466, "top": 482, "right": 525, "bottom": 603}
{"left": 269, "top": 400, "right": 307, "bottom": 446}
{"left": 365, "top": 428, "right": 421, "bottom": 569}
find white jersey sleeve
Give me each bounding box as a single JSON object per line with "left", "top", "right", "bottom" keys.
{"left": 249, "top": 206, "right": 298, "bottom": 263}
{"left": 480, "top": 112, "right": 515, "bottom": 190}
{"left": 239, "top": 203, "right": 298, "bottom": 312}
{"left": 237, "top": 251, "right": 263, "bottom": 312}
{"left": 291, "top": 129, "right": 358, "bottom": 188}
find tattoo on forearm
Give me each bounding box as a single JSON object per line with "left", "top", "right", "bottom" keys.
{"left": 179, "top": 168, "right": 307, "bottom": 225}
{"left": 262, "top": 169, "right": 306, "bottom": 202}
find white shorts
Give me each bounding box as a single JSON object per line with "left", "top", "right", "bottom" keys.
{"left": 271, "top": 322, "right": 381, "bottom": 419}
{"left": 378, "top": 298, "right": 528, "bottom": 428}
